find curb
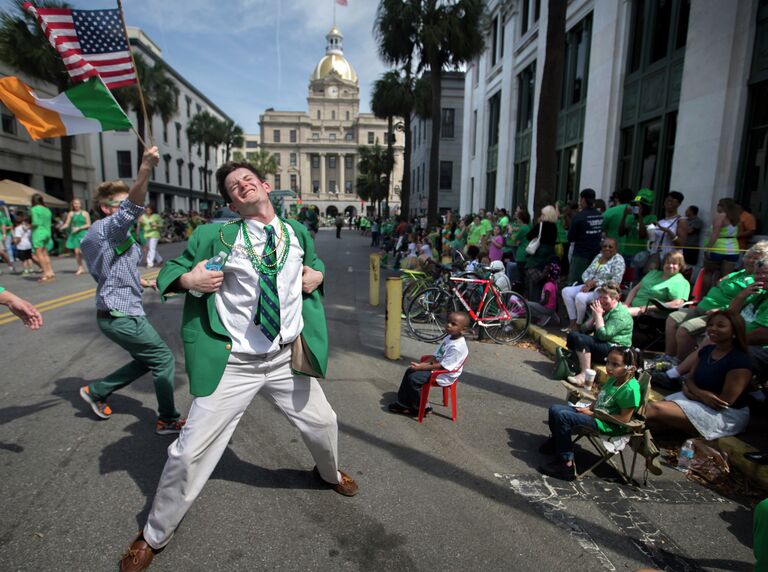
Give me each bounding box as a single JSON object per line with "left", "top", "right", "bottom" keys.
{"left": 527, "top": 324, "right": 768, "bottom": 490}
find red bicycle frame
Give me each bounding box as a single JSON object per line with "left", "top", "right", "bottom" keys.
{"left": 449, "top": 276, "right": 512, "bottom": 323}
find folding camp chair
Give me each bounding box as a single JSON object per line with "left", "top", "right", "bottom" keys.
{"left": 562, "top": 371, "right": 657, "bottom": 485}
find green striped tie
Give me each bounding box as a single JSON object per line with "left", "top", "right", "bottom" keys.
{"left": 254, "top": 225, "right": 281, "bottom": 342}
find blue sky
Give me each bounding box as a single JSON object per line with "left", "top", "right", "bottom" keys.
{"left": 2, "top": 0, "right": 389, "bottom": 133}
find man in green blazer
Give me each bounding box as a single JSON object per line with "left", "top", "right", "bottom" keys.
{"left": 120, "top": 162, "right": 358, "bottom": 572}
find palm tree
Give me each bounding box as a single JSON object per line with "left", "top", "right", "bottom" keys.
{"left": 375, "top": 0, "right": 485, "bottom": 226}
{"left": 533, "top": 0, "right": 567, "bottom": 213}
{"left": 113, "top": 54, "right": 179, "bottom": 171}
{"left": 371, "top": 70, "right": 414, "bottom": 215}
{"left": 245, "top": 149, "right": 279, "bottom": 177}
{"left": 0, "top": 0, "right": 74, "bottom": 201}
{"left": 217, "top": 119, "right": 244, "bottom": 162}
{"left": 186, "top": 111, "right": 222, "bottom": 201}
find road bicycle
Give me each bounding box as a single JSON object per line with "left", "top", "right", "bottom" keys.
{"left": 406, "top": 265, "right": 530, "bottom": 344}
{"left": 399, "top": 253, "right": 481, "bottom": 311}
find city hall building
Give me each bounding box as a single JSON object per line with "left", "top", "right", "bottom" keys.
{"left": 259, "top": 27, "right": 404, "bottom": 218}
{"left": 461, "top": 0, "right": 767, "bottom": 235}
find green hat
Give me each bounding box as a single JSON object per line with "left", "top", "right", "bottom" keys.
{"left": 632, "top": 188, "right": 655, "bottom": 206}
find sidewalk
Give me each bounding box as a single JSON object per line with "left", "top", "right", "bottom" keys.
{"left": 527, "top": 324, "right": 768, "bottom": 491}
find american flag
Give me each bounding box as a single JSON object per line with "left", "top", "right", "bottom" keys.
{"left": 23, "top": 2, "right": 137, "bottom": 89}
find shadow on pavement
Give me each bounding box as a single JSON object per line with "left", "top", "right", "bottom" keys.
{"left": 0, "top": 399, "right": 59, "bottom": 425}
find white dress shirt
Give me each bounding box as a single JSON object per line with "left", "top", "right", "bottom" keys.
{"left": 215, "top": 217, "right": 305, "bottom": 355}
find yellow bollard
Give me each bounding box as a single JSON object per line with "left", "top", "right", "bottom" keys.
{"left": 369, "top": 253, "right": 381, "bottom": 306}
{"left": 385, "top": 277, "right": 402, "bottom": 360}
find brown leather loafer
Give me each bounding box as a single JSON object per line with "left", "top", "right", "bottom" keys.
{"left": 119, "top": 533, "right": 157, "bottom": 572}
{"left": 313, "top": 466, "right": 359, "bottom": 497}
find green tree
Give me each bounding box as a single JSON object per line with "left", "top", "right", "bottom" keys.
{"left": 371, "top": 70, "right": 415, "bottom": 215}
{"left": 113, "top": 54, "right": 179, "bottom": 172}
{"left": 357, "top": 142, "right": 392, "bottom": 216}
{"left": 375, "top": 0, "right": 485, "bottom": 226}
{"left": 533, "top": 0, "right": 567, "bottom": 213}
{"left": 186, "top": 110, "right": 222, "bottom": 201}
{"left": 217, "top": 119, "right": 244, "bottom": 162}
{"left": 0, "top": 0, "right": 74, "bottom": 201}
{"left": 245, "top": 149, "right": 279, "bottom": 177}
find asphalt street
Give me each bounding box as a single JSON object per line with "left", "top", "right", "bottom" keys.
{"left": 0, "top": 227, "right": 759, "bottom": 571}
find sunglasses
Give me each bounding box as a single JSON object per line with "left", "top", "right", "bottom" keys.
{"left": 104, "top": 199, "right": 126, "bottom": 207}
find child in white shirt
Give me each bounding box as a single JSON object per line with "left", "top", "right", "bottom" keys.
{"left": 12, "top": 215, "right": 33, "bottom": 275}
{"left": 388, "top": 312, "right": 470, "bottom": 415}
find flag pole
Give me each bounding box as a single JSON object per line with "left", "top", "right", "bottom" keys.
{"left": 116, "top": 0, "right": 153, "bottom": 148}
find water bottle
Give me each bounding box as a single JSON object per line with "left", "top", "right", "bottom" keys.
{"left": 189, "top": 251, "right": 227, "bottom": 298}
{"left": 676, "top": 439, "right": 695, "bottom": 472}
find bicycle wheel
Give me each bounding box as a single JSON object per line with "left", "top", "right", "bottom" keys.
{"left": 406, "top": 287, "right": 457, "bottom": 342}
{"left": 402, "top": 278, "right": 427, "bottom": 311}
{"left": 480, "top": 290, "right": 530, "bottom": 343}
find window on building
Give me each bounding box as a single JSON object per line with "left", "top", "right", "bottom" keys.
{"left": 290, "top": 129, "right": 297, "bottom": 143}
{"left": 472, "top": 109, "right": 478, "bottom": 156}
{"left": 329, "top": 133, "right": 336, "bottom": 141}
{"left": 312, "top": 132, "right": 320, "bottom": 140}
{"left": 246, "top": 140, "right": 259, "bottom": 149}
{"left": 329, "top": 180, "right": 336, "bottom": 193}
{"left": 117, "top": 151, "right": 132, "bottom": 178}
{"left": 312, "top": 179, "right": 320, "bottom": 193}
{"left": 273, "top": 129, "right": 280, "bottom": 143}
{"left": 274, "top": 174, "right": 281, "bottom": 189}
{"left": 491, "top": 15, "right": 499, "bottom": 67}
{"left": 517, "top": 64, "right": 535, "bottom": 132}
{"left": 345, "top": 130, "right": 354, "bottom": 141}
{"left": 345, "top": 181, "right": 353, "bottom": 194}
{"left": 312, "top": 155, "right": 320, "bottom": 169}
{"left": 164, "top": 156, "right": 170, "bottom": 183}
{"left": 177, "top": 161, "right": 183, "bottom": 186}
{"left": 196, "top": 103, "right": 201, "bottom": 114}
{"left": 627, "top": 0, "right": 690, "bottom": 75}
{"left": 329, "top": 156, "right": 337, "bottom": 169}
{"left": 534, "top": 0, "right": 541, "bottom": 22}
{"left": 368, "top": 131, "right": 375, "bottom": 144}
{"left": 439, "top": 161, "right": 453, "bottom": 190}
{"left": 331, "top": 110, "right": 336, "bottom": 120}
{"left": 175, "top": 123, "right": 181, "bottom": 148}
{"left": 345, "top": 155, "right": 353, "bottom": 169}
{"left": 317, "top": 110, "right": 321, "bottom": 120}
{"left": 290, "top": 152, "right": 297, "bottom": 166}
{"left": 186, "top": 96, "right": 191, "bottom": 117}
{"left": 345, "top": 111, "right": 350, "bottom": 120}
{"left": 441, "top": 108, "right": 455, "bottom": 139}
{"left": 522, "top": 0, "right": 530, "bottom": 35}
{"left": 2, "top": 105, "right": 17, "bottom": 135}
{"left": 188, "top": 164, "right": 194, "bottom": 188}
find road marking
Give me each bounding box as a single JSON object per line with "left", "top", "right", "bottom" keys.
{"left": 495, "top": 474, "right": 716, "bottom": 571}
{"left": 0, "top": 271, "right": 159, "bottom": 325}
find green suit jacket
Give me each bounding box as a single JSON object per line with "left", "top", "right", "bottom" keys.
{"left": 157, "top": 218, "right": 328, "bottom": 397}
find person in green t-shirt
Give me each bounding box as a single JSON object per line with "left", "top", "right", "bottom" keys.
{"left": 503, "top": 211, "right": 531, "bottom": 284}
{"left": 0, "top": 210, "right": 15, "bottom": 271}
{"left": 30, "top": 194, "right": 55, "bottom": 281}
{"left": 602, "top": 188, "right": 634, "bottom": 250}
{"left": 624, "top": 250, "right": 690, "bottom": 317}
{"left": 619, "top": 191, "right": 657, "bottom": 278}
{"left": 539, "top": 346, "right": 642, "bottom": 481}
{"left": 62, "top": 198, "right": 91, "bottom": 276}
{"left": 138, "top": 206, "right": 164, "bottom": 268}
{"left": 662, "top": 242, "right": 768, "bottom": 362}
{"left": 466, "top": 215, "right": 488, "bottom": 246}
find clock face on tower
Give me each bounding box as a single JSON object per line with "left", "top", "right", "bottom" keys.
{"left": 328, "top": 86, "right": 338, "bottom": 98}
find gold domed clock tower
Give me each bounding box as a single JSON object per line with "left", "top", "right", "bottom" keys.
{"left": 259, "top": 25, "right": 403, "bottom": 218}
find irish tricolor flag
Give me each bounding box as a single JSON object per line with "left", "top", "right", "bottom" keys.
{"left": 0, "top": 76, "right": 132, "bottom": 139}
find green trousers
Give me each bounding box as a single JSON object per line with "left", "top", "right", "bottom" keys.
{"left": 91, "top": 315, "right": 180, "bottom": 422}
{"left": 568, "top": 255, "right": 592, "bottom": 285}
{"left": 757, "top": 498, "right": 768, "bottom": 572}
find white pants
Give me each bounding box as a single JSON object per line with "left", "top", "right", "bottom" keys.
{"left": 146, "top": 237, "right": 162, "bottom": 267}
{"left": 561, "top": 285, "right": 598, "bottom": 324}
{"left": 143, "top": 346, "right": 340, "bottom": 548}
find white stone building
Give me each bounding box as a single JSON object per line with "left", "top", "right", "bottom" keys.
{"left": 259, "top": 26, "right": 404, "bottom": 218}
{"left": 0, "top": 63, "right": 97, "bottom": 208}
{"left": 461, "top": 0, "right": 768, "bottom": 235}
{"left": 90, "top": 28, "right": 233, "bottom": 213}
{"left": 409, "top": 71, "right": 465, "bottom": 218}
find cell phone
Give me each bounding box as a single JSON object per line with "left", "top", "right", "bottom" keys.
{"left": 632, "top": 206, "right": 640, "bottom": 215}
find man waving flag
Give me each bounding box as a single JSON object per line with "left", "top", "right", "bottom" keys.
{"left": 23, "top": 2, "right": 137, "bottom": 89}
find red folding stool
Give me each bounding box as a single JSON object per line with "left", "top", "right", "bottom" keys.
{"left": 417, "top": 354, "right": 468, "bottom": 423}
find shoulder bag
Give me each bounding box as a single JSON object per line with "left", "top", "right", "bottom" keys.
{"left": 526, "top": 222, "right": 543, "bottom": 256}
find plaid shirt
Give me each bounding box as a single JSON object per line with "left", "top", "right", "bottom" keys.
{"left": 81, "top": 199, "right": 146, "bottom": 316}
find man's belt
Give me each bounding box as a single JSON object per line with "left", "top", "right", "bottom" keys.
{"left": 96, "top": 309, "right": 129, "bottom": 319}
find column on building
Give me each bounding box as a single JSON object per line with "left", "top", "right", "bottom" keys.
{"left": 319, "top": 152, "right": 326, "bottom": 195}
{"left": 338, "top": 153, "right": 345, "bottom": 196}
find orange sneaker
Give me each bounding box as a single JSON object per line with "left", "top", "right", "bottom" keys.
{"left": 79, "top": 386, "right": 112, "bottom": 419}
{"left": 155, "top": 418, "right": 186, "bottom": 435}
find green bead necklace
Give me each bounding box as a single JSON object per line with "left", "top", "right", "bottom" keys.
{"left": 219, "top": 218, "right": 291, "bottom": 276}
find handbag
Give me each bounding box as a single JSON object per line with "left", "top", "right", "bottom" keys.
{"left": 291, "top": 334, "right": 322, "bottom": 378}
{"left": 553, "top": 346, "right": 578, "bottom": 380}
{"left": 526, "top": 223, "right": 543, "bottom": 255}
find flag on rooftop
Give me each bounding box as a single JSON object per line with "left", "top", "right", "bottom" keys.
{"left": 23, "top": 2, "right": 137, "bottom": 90}
{"left": 0, "top": 76, "right": 133, "bottom": 140}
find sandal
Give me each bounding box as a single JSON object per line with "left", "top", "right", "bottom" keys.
{"left": 37, "top": 275, "right": 55, "bottom": 283}
{"left": 388, "top": 402, "right": 415, "bottom": 415}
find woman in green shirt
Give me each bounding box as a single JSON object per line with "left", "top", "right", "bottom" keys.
{"left": 624, "top": 250, "right": 690, "bottom": 317}
{"left": 30, "top": 194, "right": 54, "bottom": 282}
{"left": 539, "top": 346, "right": 642, "bottom": 481}
{"left": 62, "top": 198, "right": 91, "bottom": 276}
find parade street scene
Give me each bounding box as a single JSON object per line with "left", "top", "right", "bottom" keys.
{"left": 0, "top": 1, "right": 767, "bottom": 571}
